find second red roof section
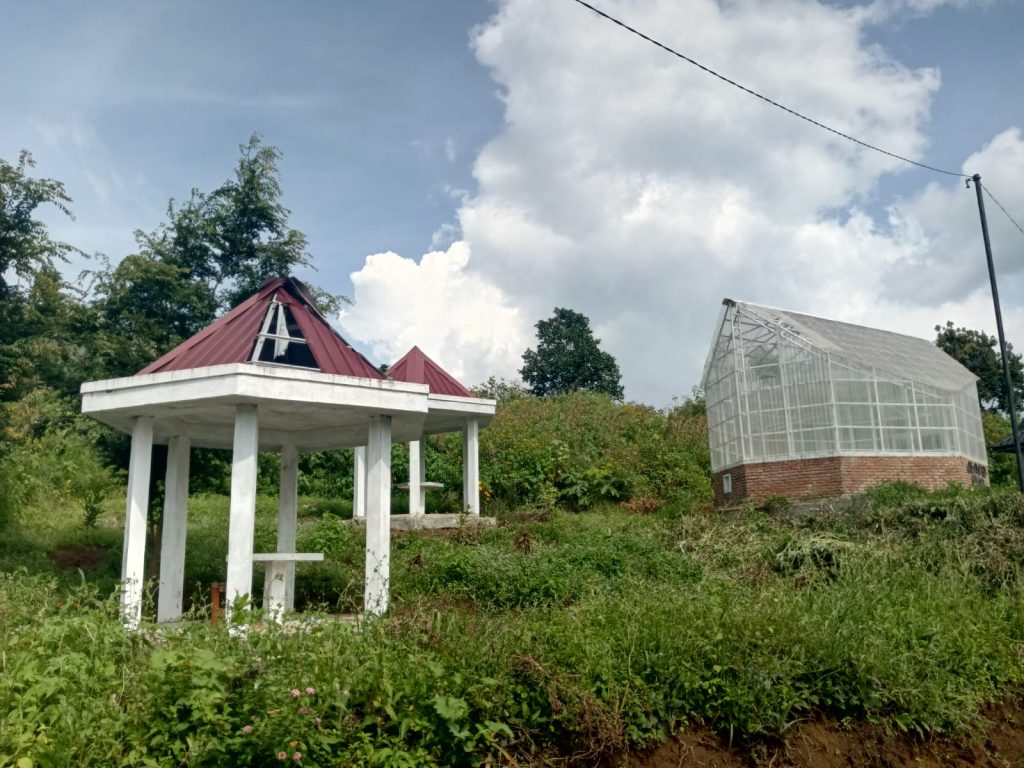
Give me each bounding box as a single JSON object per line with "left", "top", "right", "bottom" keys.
{"left": 387, "top": 346, "right": 475, "bottom": 398}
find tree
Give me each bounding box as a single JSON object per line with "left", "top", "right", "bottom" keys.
{"left": 0, "top": 151, "right": 77, "bottom": 298}
{"left": 134, "top": 133, "right": 312, "bottom": 312}
{"left": 473, "top": 376, "right": 532, "bottom": 403}
{"left": 520, "top": 308, "right": 624, "bottom": 399}
{"left": 90, "top": 134, "right": 341, "bottom": 378}
{"left": 935, "top": 321, "right": 1024, "bottom": 414}
{"left": 0, "top": 153, "right": 94, "bottom": 402}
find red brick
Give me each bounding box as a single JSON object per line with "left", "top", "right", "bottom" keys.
{"left": 713, "top": 456, "right": 988, "bottom": 505}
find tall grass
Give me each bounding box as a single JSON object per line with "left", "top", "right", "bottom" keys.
{"left": 4, "top": 486, "right": 1024, "bottom": 765}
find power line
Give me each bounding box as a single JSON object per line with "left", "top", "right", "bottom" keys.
{"left": 982, "top": 184, "right": 1024, "bottom": 239}
{"left": 570, "top": 0, "right": 1024, "bottom": 241}
{"left": 568, "top": 0, "right": 969, "bottom": 179}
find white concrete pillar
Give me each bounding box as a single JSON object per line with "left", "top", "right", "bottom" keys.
{"left": 462, "top": 418, "right": 480, "bottom": 516}
{"left": 121, "top": 416, "right": 153, "bottom": 630}
{"left": 225, "top": 404, "right": 259, "bottom": 627}
{"left": 265, "top": 443, "right": 299, "bottom": 614}
{"left": 353, "top": 446, "right": 367, "bottom": 519}
{"left": 408, "top": 438, "right": 424, "bottom": 516}
{"left": 364, "top": 415, "right": 392, "bottom": 616}
{"left": 157, "top": 435, "right": 191, "bottom": 623}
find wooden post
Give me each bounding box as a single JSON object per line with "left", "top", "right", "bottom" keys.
{"left": 210, "top": 582, "right": 225, "bottom": 625}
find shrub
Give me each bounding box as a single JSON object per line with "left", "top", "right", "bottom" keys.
{"left": 472, "top": 391, "right": 711, "bottom": 510}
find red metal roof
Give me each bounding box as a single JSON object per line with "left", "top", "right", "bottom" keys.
{"left": 387, "top": 346, "right": 474, "bottom": 397}
{"left": 137, "top": 277, "right": 383, "bottom": 379}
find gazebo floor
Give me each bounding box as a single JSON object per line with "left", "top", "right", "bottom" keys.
{"left": 349, "top": 513, "right": 496, "bottom": 531}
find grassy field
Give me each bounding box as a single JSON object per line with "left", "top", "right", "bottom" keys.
{"left": 3, "top": 482, "right": 1024, "bottom": 766}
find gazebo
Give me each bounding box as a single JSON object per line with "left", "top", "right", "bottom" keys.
{"left": 79, "top": 277, "right": 496, "bottom": 629}
{"left": 381, "top": 346, "right": 490, "bottom": 518}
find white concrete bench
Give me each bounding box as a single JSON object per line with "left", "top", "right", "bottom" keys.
{"left": 396, "top": 481, "right": 445, "bottom": 491}
{"left": 253, "top": 552, "right": 324, "bottom": 622}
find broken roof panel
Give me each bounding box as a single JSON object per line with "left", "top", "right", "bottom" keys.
{"left": 137, "top": 277, "right": 383, "bottom": 380}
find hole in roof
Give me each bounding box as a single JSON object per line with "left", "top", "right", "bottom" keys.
{"left": 251, "top": 300, "right": 319, "bottom": 370}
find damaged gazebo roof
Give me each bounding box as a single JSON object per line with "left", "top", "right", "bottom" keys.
{"left": 80, "top": 276, "right": 495, "bottom": 631}
{"left": 82, "top": 277, "right": 434, "bottom": 450}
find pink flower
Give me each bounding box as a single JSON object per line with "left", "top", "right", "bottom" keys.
{"left": 242, "top": 725, "right": 253, "bottom": 734}
{"left": 298, "top": 706, "right": 309, "bottom": 715}
{"left": 313, "top": 717, "right": 321, "bottom": 727}
{"left": 293, "top": 752, "right": 302, "bottom": 762}
{"left": 277, "top": 752, "right": 287, "bottom": 761}
{"left": 290, "top": 689, "right": 301, "bottom": 698}
{"left": 305, "top": 687, "right": 315, "bottom": 695}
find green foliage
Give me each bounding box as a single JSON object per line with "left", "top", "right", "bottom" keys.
{"left": 5, "top": 488, "right": 1024, "bottom": 764}
{"left": 0, "top": 389, "right": 117, "bottom": 529}
{"left": 0, "top": 151, "right": 77, "bottom": 294}
{"left": 135, "top": 133, "right": 314, "bottom": 313}
{"left": 471, "top": 376, "right": 532, "bottom": 403}
{"left": 935, "top": 320, "right": 1024, "bottom": 414}
{"left": 85, "top": 135, "right": 327, "bottom": 380}
{"left": 982, "top": 410, "right": 1018, "bottom": 486}
{"left": 520, "top": 307, "right": 624, "bottom": 399}
{"left": 471, "top": 391, "right": 711, "bottom": 510}
{"left": 0, "top": 267, "right": 98, "bottom": 402}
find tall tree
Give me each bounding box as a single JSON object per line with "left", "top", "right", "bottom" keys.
{"left": 91, "top": 134, "right": 337, "bottom": 378}
{"left": 0, "top": 151, "right": 77, "bottom": 298}
{"left": 135, "top": 133, "right": 311, "bottom": 312}
{"left": 0, "top": 153, "right": 94, "bottom": 401}
{"left": 520, "top": 308, "right": 624, "bottom": 399}
{"left": 935, "top": 321, "right": 1024, "bottom": 414}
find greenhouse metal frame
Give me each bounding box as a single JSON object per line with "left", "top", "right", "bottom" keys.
{"left": 702, "top": 300, "right": 987, "bottom": 475}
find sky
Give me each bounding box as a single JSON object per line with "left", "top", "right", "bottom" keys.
{"left": 3, "top": 0, "right": 1024, "bottom": 406}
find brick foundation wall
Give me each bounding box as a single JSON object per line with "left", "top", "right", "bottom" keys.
{"left": 713, "top": 455, "right": 988, "bottom": 505}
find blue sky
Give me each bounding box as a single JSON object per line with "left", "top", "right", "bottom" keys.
{"left": 3, "top": 0, "right": 1024, "bottom": 404}
{"left": 3, "top": 1, "right": 502, "bottom": 283}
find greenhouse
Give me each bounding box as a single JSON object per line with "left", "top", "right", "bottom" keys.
{"left": 701, "top": 299, "right": 988, "bottom": 504}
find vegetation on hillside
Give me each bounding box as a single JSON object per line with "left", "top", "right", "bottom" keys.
{"left": 4, "top": 483, "right": 1024, "bottom": 766}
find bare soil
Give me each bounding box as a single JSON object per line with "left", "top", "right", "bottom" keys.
{"left": 618, "top": 698, "right": 1024, "bottom": 767}
{"left": 47, "top": 544, "right": 109, "bottom": 572}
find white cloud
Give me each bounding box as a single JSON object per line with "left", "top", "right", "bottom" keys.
{"left": 339, "top": 242, "right": 531, "bottom": 386}
{"left": 345, "top": 0, "right": 1024, "bottom": 404}
{"left": 857, "top": 0, "right": 991, "bottom": 24}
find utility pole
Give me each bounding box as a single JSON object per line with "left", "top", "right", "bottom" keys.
{"left": 969, "top": 174, "right": 1024, "bottom": 492}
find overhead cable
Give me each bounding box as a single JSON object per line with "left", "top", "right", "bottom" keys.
{"left": 569, "top": 0, "right": 1024, "bottom": 237}
{"left": 983, "top": 185, "right": 1024, "bottom": 239}
{"left": 568, "top": 0, "right": 968, "bottom": 178}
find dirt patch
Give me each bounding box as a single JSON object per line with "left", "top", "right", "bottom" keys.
{"left": 47, "top": 545, "right": 109, "bottom": 572}
{"left": 619, "top": 699, "right": 1024, "bottom": 767}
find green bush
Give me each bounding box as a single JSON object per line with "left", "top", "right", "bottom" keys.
{"left": 0, "top": 389, "right": 118, "bottom": 529}
{"left": 4, "top": 488, "right": 1024, "bottom": 765}
{"left": 468, "top": 391, "right": 711, "bottom": 511}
